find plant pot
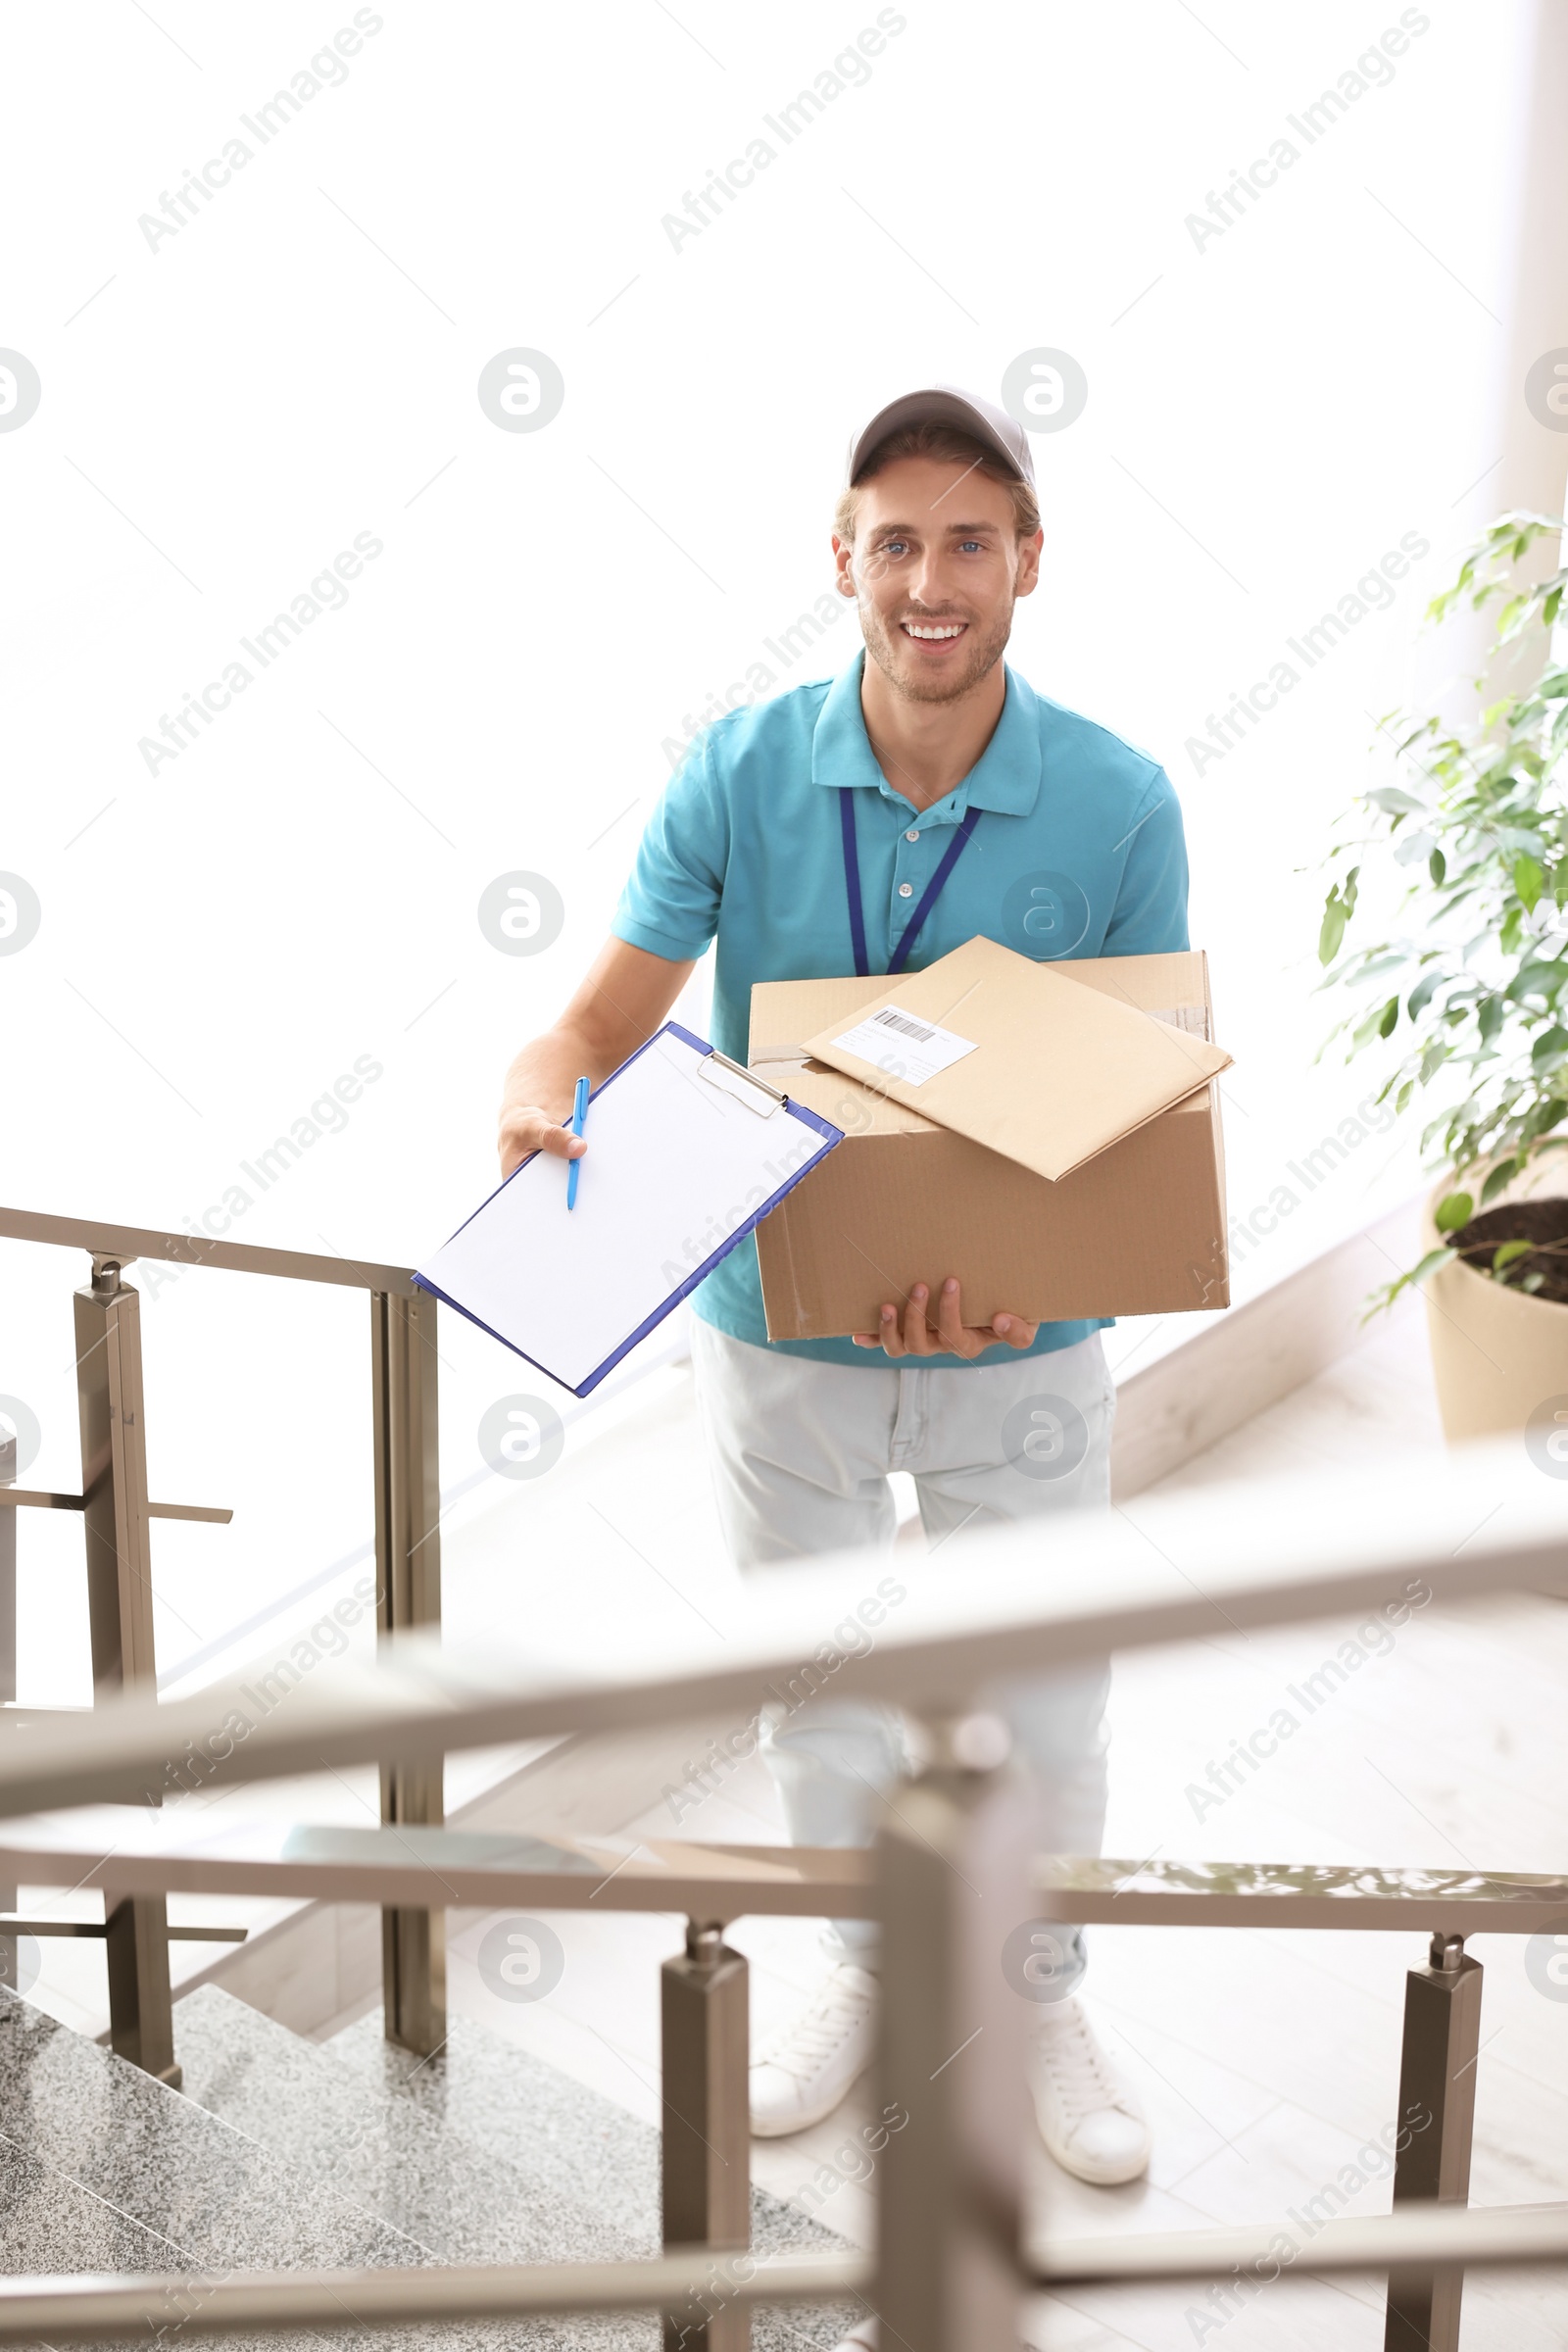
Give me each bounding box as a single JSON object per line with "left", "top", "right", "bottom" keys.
{"left": 1421, "top": 1175, "right": 1568, "bottom": 1443}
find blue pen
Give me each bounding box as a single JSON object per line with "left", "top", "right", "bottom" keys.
{"left": 565, "top": 1075, "right": 590, "bottom": 1209}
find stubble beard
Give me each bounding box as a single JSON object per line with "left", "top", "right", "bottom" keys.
{"left": 859, "top": 597, "right": 1015, "bottom": 706}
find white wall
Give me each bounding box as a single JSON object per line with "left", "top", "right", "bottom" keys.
{"left": 2, "top": 1, "right": 1566, "bottom": 1692}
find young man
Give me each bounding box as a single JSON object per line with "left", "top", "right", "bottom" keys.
{"left": 497, "top": 385, "right": 1188, "bottom": 2191}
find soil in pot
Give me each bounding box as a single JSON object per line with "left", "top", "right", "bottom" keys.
{"left": 1446, "top": 1198, "right": 1568, "bottom": 1304}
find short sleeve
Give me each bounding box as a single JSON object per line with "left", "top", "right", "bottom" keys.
{"left": 1102, "top": 768, "right": 1190, "bottom": 954}
{"left": 612, "top": 730, "right": 729, "bottom": 962}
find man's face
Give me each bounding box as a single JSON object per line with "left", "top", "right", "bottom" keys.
{"left": 833, "top": 455, "right": 1042, "bottom": 705}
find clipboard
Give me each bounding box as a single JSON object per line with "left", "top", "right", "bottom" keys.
{"left": 414, "top": 1022, "right": 843, "bottom": 1396}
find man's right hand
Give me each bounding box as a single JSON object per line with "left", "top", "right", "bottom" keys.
{"left": 494, "top": 939, "right": 696, "bottom": 1180}
{"left": 497, "top": 1102, "right": 584, "bottom": 1180}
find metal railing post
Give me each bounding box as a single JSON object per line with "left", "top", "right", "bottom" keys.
{"left": 875, "top": 1721, "right": 1028, "bottom": 2352}
{"left": 1384, "top": 1932, "right": 1483, "bottom": 2352}
{"left": 0, "top": 1425, "right": 16, "bottom": 1922}
{"left": 0, "top": 1423, "right": 16, "bottom": 1709}
{"left": 661, "top": 1918, "right": 751, "bottom": 2352}
{"left": 74, "top": 1257, "right": 178, "bottom": 2084}
{"left": 370, "top": 1287, "right": 445, "bottom": 2055}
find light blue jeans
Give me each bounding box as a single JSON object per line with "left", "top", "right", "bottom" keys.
{"left": 690, "top": 1321, "right": 1115, "bottom": 1991}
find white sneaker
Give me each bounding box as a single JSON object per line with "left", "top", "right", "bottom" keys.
{"left": 1029, "top": 1996, "right": 1151, "bottom": 2185}
{"left": 750, "top": 1962, "right": 877, "bottom": 2138}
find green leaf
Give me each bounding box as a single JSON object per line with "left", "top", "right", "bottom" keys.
{"left": 1510, "top": 961, "right": 1567, "bottom": 1005}
{"left": 1514, "top": 853, "right": 1545, "bottom": 911}
{"left": 1318, "top": 895, "right": 1348, "bottom": 966}
{"left": 1481, "top": 1157, "right": 1519, "bottom": 1205}
{"left": 1320, "top": 516, "right": 1568, "bottom": 1194}
{"left": 1526, "top": 1096, "right": 1568, "bottom": 1141}
{"left": 1434, "top": 1191, "right": 1473, "bottom": 1231}
{"left": 1366, "top": 786, "right": 1426, "bottom": 815}
{"left": 1361, "top": 1249, "right": 1456, "bottom": 1320}
{"left": 1493, "top": 1239, "right": 1535, "bottom": 1274}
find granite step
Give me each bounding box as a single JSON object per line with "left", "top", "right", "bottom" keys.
{"left": 0, "top": 1984, "right": 426, "bottom": 2352}
{"left": 178, "top": 1984, "right": 651, "bottom": 2275}
{"left": 177, "top": 1982, "right": 859, "bottom": 2349}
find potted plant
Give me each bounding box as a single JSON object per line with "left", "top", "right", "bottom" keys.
{"left": 1318, "top": 511, "right": 1568, "bottom": 1442}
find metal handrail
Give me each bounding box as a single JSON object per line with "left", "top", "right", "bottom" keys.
{"left": 0, "top": 2183, "right": 1553, "bottom": 2341}
{"left": 0, "top": 1431, "right": 1557, "bottom": 1820}
{"left": 0, "top": 1491, "right": 232, "bottom": 1523}
{"left": 1034, "top": 1854, "right": 1568, "bottom": 1932}
{"left": 6, "top": 1204, "right": 1567, "bottom": 2347}
{"left": 0, "top": 1201, "right": 443, "bottom": 2071}
{"left": 0, "top": 1822, "right": 881, "bottom": 1920}
{"left": 0, "top": 1803, "right": 1555, "bottom": 2346}
{"left": 8, "top": 1814, "right": 1568, "bottom": 1940}
{"left": 1030, "top": 2202, "right": 1568, "bottom": 2287}
{"left": 0, "top": 2250, "right": 870, "bottom": 2340}
{"left": 0, "top": 1205, "right": 416, "bottom": 1295}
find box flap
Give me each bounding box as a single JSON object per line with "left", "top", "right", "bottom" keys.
{"left": 800, "top": 936, "right": 1231, "bottom": 1183}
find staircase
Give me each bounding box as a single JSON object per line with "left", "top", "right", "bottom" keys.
{"left": 0, "top": 1983, "right": 858, "bottom": 2348}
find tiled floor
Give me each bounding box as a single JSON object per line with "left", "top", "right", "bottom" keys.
{"left": 444, "top": 1307, "right": 1568, "bottom": 2348}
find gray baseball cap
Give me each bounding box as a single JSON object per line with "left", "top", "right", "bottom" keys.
{"left": 845, "top": 384, "right": 1036, "bottom": 488}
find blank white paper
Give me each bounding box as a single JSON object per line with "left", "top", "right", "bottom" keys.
{"left": 416, "top": 1027, "right": 839, "bottom": 1394}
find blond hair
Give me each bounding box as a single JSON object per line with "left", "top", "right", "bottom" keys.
{"left": 834, "top": 422, "right": 1040, "bottom": 545}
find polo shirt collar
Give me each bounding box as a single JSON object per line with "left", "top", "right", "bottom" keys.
{"left": 810, "top": 651, "right": 1042, "bottom": 819}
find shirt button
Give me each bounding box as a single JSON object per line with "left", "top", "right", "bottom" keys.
{"left": 905, "top": 828, "right": 919, "bottom": 842}
{"left": 898, "top": 883, "right": 913, "bottom": 898}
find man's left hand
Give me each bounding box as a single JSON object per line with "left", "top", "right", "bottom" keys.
{"left": 852, "top": 1279, "right": 1038, "bottom": 1360}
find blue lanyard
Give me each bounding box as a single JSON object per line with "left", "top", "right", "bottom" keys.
{"left": 839, "top": 791, "right": 981, "bottom": 978}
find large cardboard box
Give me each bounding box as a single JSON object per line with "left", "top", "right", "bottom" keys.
{"left": 750, "top": 943, "right": 1231, "bottom": 1339}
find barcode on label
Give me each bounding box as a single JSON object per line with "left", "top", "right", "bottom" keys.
{"left": 873, "top": 1008, "right": 936, "bottom": 1043}
{"left": 831, "top": 1004, "right": 979, "bottom": 1086}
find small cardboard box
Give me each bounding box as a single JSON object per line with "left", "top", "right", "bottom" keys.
{"left": 750, "top": 944, "right": 1231, "bottom": 1339}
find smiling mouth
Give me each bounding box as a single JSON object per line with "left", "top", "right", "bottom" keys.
{"left": 899, "top": 619, "right": 967, "bottom": 643}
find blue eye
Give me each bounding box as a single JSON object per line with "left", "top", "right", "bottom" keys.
{"left": 883, "top": 538, "right": 908, "bottom": 557}
{"left": 959, "top": 539, "right": 982, "bottom": 553}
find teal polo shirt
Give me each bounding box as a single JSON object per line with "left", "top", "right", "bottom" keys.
{"left": 612, "top": 653, "right": 1190, "bottom": 1368}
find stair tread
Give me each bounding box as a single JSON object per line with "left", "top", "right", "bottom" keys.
{"left": 176, "top": 1984, "right": 858, "bottom": 2347}
{"left": 0, "top": 2129, "right": 193, "bottom": 2276}
{"left": 0, "top": 1989, "right": 418, "bottom": 2275}
{"left": 330, "top": 1999, "right": 847, "bottom": 2257}
{"left": 0, "top": 1982, "right": 858, "bottom": 2349}
{"left": 0, "top": 1988, "right": 473, "bottom": 2352}
{"left": 178, "top": 1984, "right": 648, "bottom": 2267}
